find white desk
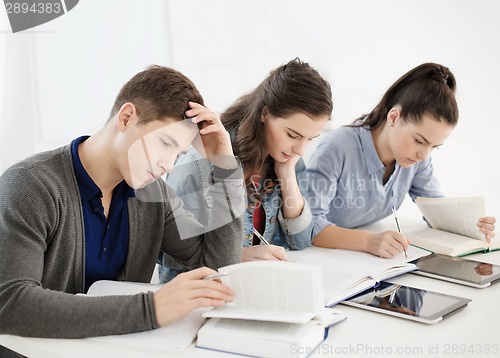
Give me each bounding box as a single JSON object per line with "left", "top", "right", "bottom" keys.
{"left": 2, "top": 217, "right": 499, "bottom": 358}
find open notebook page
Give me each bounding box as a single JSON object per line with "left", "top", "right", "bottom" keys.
{"left": 287, "top": 246, "right": 430, "bottom": 305}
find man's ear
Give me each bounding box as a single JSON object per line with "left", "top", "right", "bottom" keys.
{"left": 116, "top": 102, "right": 137, "bottom": 131}
{"left": 261, "top": 106, "right": 269, "bottom": 123}
{"left": 387, "top": 106, "right": 401, "bottom": 126}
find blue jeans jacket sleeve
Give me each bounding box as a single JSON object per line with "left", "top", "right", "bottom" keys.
{"left": 159, "top": 150, "right": 313, "bottom": 283}
{"left": 250, "top": 158, "right": 313, "bottom": 250}
{"left": 165, "top": 150, "right": 212, "bottom": 226}
{"left": 159, "top": 148, "right": 222, "bottom": 282}
{"left": 171, "top": 150, "right": 314, "bottom": 251}
{"left": 274, "top": 159, "right": 314, "bottom": 250}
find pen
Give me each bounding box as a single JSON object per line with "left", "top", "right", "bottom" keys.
{"left": 251, "top": 227, "right": 270, "bottom": 246}
{"left": 391, "top": 206, "right": 407, "bottom": 258}
{"left": 388, "top": 289, "right": 397, "bottom": 304}
{"left": 203, "top": 272, "right": 229, "bottom": 280}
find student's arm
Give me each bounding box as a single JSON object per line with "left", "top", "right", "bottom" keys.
{"left": 160, "top": 104, "right": 245, "bottom": 270}
{"left": 275, "top": 156, "right": 304, "bottom": 219}
{"left": 241, "top": 158, "right": 313, "bottom": 259}
{"left": 166, "top": 149, "right": 211, "bottom": 226}
{"left": 312, "top": 225, "right": 410, "bottom": 259}
{"left": 307, "top": 137, "right": 408, "bottom": 258}
{"left": 274, "top": 158, "right": 314, "bottom": 250}
{"left": 160, "top": 166, "right": 245, "bottom": 269}
{"left": 188, "top": 102, "right": 238, "bottom": 170}
{"left": 0, "top": 164, "right": 159, "bottom": 338}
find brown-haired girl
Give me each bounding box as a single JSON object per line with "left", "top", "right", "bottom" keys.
{"left": 307, "top": 62, "right": 495, "bottom": 258}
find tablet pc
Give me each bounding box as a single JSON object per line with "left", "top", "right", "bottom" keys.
{"left": 411, "top": 253, "right": 500, "bottom": 288}
{"left": 341, "top": 281, "right": 471, "bottom": 324}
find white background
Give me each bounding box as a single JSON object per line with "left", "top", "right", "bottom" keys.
{"left": 0, "top": 0, "right": 499, "bottom": 217}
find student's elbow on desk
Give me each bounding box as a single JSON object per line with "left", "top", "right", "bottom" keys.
{"left": 0, "top": 294, "right": 31, "bottom": 336}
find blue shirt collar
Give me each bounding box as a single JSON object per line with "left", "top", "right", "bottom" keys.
{"left": 358, "top": 126, "right": 385, "bottom": 175}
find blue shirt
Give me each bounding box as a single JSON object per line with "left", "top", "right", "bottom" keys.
{"left": 307, "top": 126, "right": 443, "bottom": 236}
{"left": 71, "top": 136, "right": 135, "bottom": 291}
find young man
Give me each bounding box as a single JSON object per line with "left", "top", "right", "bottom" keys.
{"left": 0, "top": 65, "right": 245, "bottom": 342}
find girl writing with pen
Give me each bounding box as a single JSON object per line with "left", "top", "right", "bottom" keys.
{"left": 307, "top": 62, "right": 496, "bottom": 258}
{"left": 159, "top": 58, "right": 333, "bottom": 282}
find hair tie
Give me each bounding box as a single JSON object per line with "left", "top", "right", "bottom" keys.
{"left": 430, "top": 69, "right": 449, "bottom": 85}
{"left": 441, "top": 73, "right": 449, "bottom": 84}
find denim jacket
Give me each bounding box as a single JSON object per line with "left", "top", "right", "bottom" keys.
{"left": 166, "top": 148, "right": 314, "bottom": 250}
{"left": 158, "top": 146, "right": 314, "bottom": 283}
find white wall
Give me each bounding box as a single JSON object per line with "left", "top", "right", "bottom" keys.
{"left": 1, "top": 0, "right": 499, "bottom": 217}
{"left": 0, "top": 0, "right": 171, "bottom": 167}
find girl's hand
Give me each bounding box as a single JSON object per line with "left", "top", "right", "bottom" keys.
{"left": 274, "top": 155, "right": 303, "bottom": 219}
{"left": 367, "top": 231, "right": 411, "bottom": 258}
{"left": 242, "top": 245, "right": 287, "bottom": 262}
{"left": 478, "top": 216, "right": 496, "bottom": 243}
{"left": 274, "top": 155, "right": 301, "bottom": 181}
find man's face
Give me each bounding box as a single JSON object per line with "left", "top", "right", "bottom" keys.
{"left": 124, "top": 117, "right": 198, "bottom": 189}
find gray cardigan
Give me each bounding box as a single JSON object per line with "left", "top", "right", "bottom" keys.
{"left": 0, "top": 144, "right": 245, "bottom": 338}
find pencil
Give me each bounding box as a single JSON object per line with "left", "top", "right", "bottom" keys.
{"left": 391, "top": 206, "right": 407, "bottom": 258}
{"left": 251, "top": 227, "right": 270, "bottom": 245}
{"left": 203, "top": 272, "right": 229, "bottom": 280}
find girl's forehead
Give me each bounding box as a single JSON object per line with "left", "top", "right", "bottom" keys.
{"left": 405, "top": 114, "right": 454, "bottom": 144}
{"left": 274, "top": 112, "right": 328, "bottom": 135}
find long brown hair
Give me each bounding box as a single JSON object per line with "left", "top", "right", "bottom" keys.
{"left": 352, "top": 62, "right": 458, "bottom": 129}
{"left": 221, "top": 58, "right": 333, "bottom": 183}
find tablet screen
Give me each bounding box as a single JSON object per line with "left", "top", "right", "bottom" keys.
{"left": 342, "top": 281, "right": 471, "bottom": 324}
{"left": 412, "top": 254, "right": 500, "bottom": 288}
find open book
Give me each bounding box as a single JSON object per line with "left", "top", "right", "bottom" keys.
{"left": 287, "top": 245, "right": 430, "bottom": 307}
{"left": 85, "top": 280, "right": 208, "bottom": 355}
{"left": 198, "top": 261, "right": 346, "bottom": 358}
{"left": 407, "top": 197, "right": 499, "bottom": 257}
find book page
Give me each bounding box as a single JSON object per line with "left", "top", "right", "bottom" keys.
{"left": 287, "top": 246, "right": 427, "bottom": 306}
{"left": 204, "top": 261, "right": 324, "bottom": 324}
{"left": 491, "top": 237, "right": 500, "bottom": 251}
{"left": 407, "top": 227, "right": 487, "bottom": 256}
{"left": 86, "top": 280, "right": 207, "bottom": 354}
{"left": 416, "top": 197, "right": 485, "bottom": 240}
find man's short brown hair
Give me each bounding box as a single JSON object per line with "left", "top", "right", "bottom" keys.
{"left": 109, "top": 65, "right": 204, "bottom": 124}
